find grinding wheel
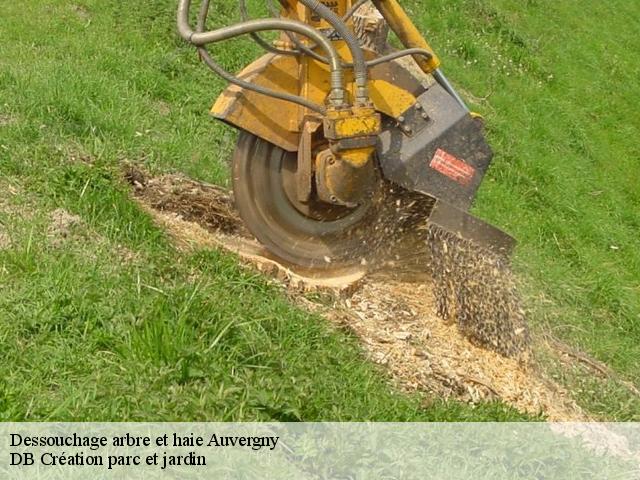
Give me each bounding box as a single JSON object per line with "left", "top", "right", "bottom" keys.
{"left": 232, "top": 131, "right": 382, "bottom": 268}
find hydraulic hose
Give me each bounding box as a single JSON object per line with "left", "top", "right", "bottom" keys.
{"left": 177, "top": 0, "right": 346, "bottom": 108}
{"left": 248, "top": 0, "right": 432, "bottom": 73}
{"left": 343, "top": 0, "right": 368, "bottom": 22}
{"left": 194, "top": 0, "right": 325, "bottom": 113}
{"left": 197, "top": 48, "right": 326, "bottom": 113}
{"left": 432, "top": 69, "right": 468, "bottom": 111}
{"left": 295, "top": 0, "right": 370, "bottom": 103}
{"left": 259, "top": 0, "right": 369, "bottom": 68}
{"left": 237, "top": 0, "right": 299, "bottom": 57}
{"left": 364, "top": 48, "right": 432, "bottom": 67}
{"left": 264, "top": 0, "right": 330, "bottom": 63}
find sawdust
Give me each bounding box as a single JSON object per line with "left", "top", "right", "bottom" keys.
{"left": 126, "top": 166, "right": 242, "bottom": 235}
{"left": 425, "top": 226, "right": 530, "bottom": 357}
{"left": 326, "top": 277, "right": 582, "bottom": 420}
{"left": 360, "top": 189, "right": 530, "bottom": 358}
{"left": 125, "top": 168, "right": 587, "bottom": 420}
{"left": 128, "top": 167, "right": 367, "bottom": 295}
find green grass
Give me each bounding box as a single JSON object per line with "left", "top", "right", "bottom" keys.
{"left": 406, "top": 0, "right": 640, "bottom": 418}
{"left": 0, "top": 0, "right": 528, "bottom": 421}
{"left": 0, "top": 157, "right": 524, "bottom": 422}
{"left": 0, "top": 0, "right": 638, "bottom": 420}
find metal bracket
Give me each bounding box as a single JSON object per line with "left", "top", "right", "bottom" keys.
{"left": 296, "top": 118, "right": 321, "bottom": 203}
{"left": 396, "top": 99, "right": 431, "bottom": 137}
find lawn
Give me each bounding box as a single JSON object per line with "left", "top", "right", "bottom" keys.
{"left": 0, "top": 0, "right": 638, "bottom": 420}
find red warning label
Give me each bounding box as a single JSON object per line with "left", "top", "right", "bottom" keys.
{"left": 429, "top": 149, "right": 476, "bottom": 186}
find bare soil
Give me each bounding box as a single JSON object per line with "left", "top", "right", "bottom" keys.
{"left": 47, "top": 208, "right": 83, "bottom": 243}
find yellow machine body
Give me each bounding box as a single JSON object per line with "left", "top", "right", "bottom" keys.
{"left": 210, "top": 0, "right": 443, "bottom": 156}
{"left": 176, "top": 0, "right": 516, "bottom": 267}
{"left": 211, "top": 42, "right": 420, "bottom": 152}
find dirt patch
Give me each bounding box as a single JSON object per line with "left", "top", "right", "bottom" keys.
{"left": 128, "top": 167, "right": 367, "bottom": 294}
{"left": 0, "top": 227, "right": 11, "bottom": 250}
{"left": 126, "top": 168, "right": 586, "bottom": 420}
{"left": 126, "top": 167, "right": 241, "bottom": 235}
{"left": 156, "top": 101, "right": 171, "bottom": 117}
{"left": 0, "top": 181, "right": 33, "bottom": 221}
{"left": 47, "top": 208, "right": 83, "bottom": 246}
{"left": 0, "top": 114, "right": 16, "bottom": 127}
{"left": 71, "top": 4, "right": 90, "bottom": 21}
{"left": 45, "top": 207, "right": 138, "bottom": 264}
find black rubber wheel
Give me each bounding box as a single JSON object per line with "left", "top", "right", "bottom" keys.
{"left": 232, "top": 131, "right": 382, "bottom": 268}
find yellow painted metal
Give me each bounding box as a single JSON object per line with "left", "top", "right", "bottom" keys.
{"left": 368, "top": 79, "right": 416, "bottom": 118}
{"left": 211, "top": 48, "right": 417, "bottom": 152}
{"left": 370, "top": 0, "right": 441, "bottom": 73}
{"left": 211, "top": 1, "right": 426, "bottom": 154}
{"left": 211, "top": 0, "right": 445, "bottom": 217}
{"left": 338, "top": 146, "right": 375, "bottom": 167}
{"left": 324, "top": 105, "right": 380, "bottom": 139}
{"left": 322, "top": 105, "right": 380, "bottom": 167}
{"left": 305, "top": 0, "right": 348, "bottom": 28}
{"left": 277, "top": 0, "right": 349, "bottom": 30}
{"left": 211, "top": 54, "right": 301, "bottom": 151}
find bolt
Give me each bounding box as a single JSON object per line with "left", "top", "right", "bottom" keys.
{"left": 328, "top": 156, "right": 335, "bottom": 165}
{"left": 403, "top": 125, "right": 413, "bottom": 134}
{"left": 421, "top": 112, "right": 429, "bottom": 120}
{"left": 415, "top": 103, "right": 422, "bottom": 110}
{"left": 330, "top": 195, "right": 338, "bottom": 203}
{"left": 397, "top": 115, "right": 405, "bottom": 123}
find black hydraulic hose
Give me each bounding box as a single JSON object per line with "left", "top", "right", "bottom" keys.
{"left": 197, "top": 47, "right": 326, "bottom": 113}
{"left": 255, "top": 0, "right": 368, "bottom": 72}
{"left": 178, "top": 0, "right": 345, "bottom": 108}
{"left": 432, "top": 69, "right": 468, "bottom": 111}
{"left": 260, "top": 0, "right": 365, "bottom": 65}
{"left": 296, "top": 0, "right": 369, "bottom": 103}
{"left": 246, "top": 0, "right": 431, "bottom": 72}
{"left": 317, "top": 47, "right": 434, "bottom": 69}
{"left": 183, "top": 0, "right": 427, "bottom": 110}
{"left": 237, "top": 0, "right": 299, "bottom": 57}
{"left": 264, "top": 0, "right": 329, "bottom": 63}
{"left": 197, "top": 0, "right": 210, "bottom": 31}
{"left": 364, "top": 48, "right": 433, "bottom": 67}
{"left": 343, "top": 0, "right": 368, "bottom": 21}
{"left": 192, "top": 0, "right": 327, "bottom": 113}
{"left": 179, "top": 0, "right": 341, "bottom": 73}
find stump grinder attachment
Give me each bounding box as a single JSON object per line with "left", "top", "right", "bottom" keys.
{"left": 181, "top": 0, "right": 524, "bottom": 269}
{"left": 176, "top": 0, "right": 515, "bottom": 269}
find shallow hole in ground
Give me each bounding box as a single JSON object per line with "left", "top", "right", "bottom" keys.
{"left": 125, "top": 166, "right": 592, "bottom": 420}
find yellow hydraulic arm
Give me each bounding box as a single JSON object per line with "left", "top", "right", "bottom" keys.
{"left": 370, "top": 0, "right": 441, "bottom": 73}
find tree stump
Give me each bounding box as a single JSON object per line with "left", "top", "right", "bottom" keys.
{"left": 352, "top": 1, "right": 389, "bottom": 53}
